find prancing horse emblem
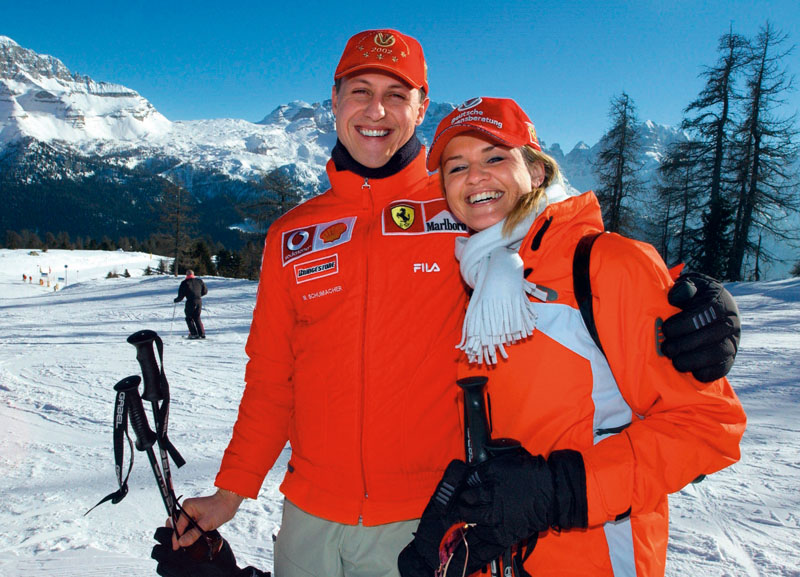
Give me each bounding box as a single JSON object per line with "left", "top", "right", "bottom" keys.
{"left": 391, "top": 205, "right": 415, "bottom": 230}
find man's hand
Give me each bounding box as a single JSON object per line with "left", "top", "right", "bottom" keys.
{"left": 171, "top": 489, "right": 244, "bottom": 550}
{"left": 662, "top": 272, "right": 741, "bottom": 382}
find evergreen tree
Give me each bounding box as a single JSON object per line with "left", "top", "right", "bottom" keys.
{"left": 593, "top": 92, "right": 645, "bottom": 234}
{"left": 5, "top": 230, "right": 23, "bottom": 249}
{"left": 241, "top": 168, "right": 303, "bottom": 234}
{"left": 216, "top": 248, "right": 243, "bottom": 278}
{"left": 655, "top": 140, "right": 706, "bottom": 264}
{"left": 239, "top": 241, "right": 265, "bottom": 280}
{"left": 681, "top": 28, "right": 750, "bottom": 278}
{"left": 726, "top": 23, "right": 800, "bottom": 280}
{"left": 186, "top": 239, "right": 217, "bottom": 276}
{"left": 158, "top": 180, "right": 197, "bottom": 276}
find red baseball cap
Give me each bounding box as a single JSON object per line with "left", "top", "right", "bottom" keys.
{"left": 334, "top": 29, "right": 428, "bottom": 95}
{"left": 426, "top": 97, "right": 541, "bottom": 171}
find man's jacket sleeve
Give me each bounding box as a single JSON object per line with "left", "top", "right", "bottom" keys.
{"left": 581, "top": 234, "right": 747, "bottom": 526}
{"left": 215, "top": 229, "right": 295, "bottom": 498}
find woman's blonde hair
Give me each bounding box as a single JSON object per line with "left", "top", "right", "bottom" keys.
{"left": 501, "top": 146, "right": 562, "bottom": 236}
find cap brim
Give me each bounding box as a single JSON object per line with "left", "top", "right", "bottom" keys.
{"left": 334, "top": 64, "right": 425, "bottom": 92}
{"left": 426, "top": 124, "right": 525, "bottom": 172}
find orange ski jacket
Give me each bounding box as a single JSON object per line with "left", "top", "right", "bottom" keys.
{"left": 459, "top": 191, "right": 746, "bottom": 576}
{"left": 215, "top": 149, "right": 470, "bottom": 525}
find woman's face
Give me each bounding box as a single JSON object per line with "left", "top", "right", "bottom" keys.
{"left": 441, "top": 133, "right": 544, "bottom": 232}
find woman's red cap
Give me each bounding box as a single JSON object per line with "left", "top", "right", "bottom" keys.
{"left": 427, "top": 97, "right": 541, "bottom": 171}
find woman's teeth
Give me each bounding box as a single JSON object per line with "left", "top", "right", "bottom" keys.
{"left": 469, "top": 191, "right": 503, "bottom": 205}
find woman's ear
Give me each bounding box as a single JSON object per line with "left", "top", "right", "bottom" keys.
{"left": 529, "top": 160, "right": 546, "bottom": 188}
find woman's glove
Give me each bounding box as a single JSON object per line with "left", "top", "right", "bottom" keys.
{"left": 151, "top": 527, "right": 269, "bottom": 577}
{"left": 662, "top": 272, "right": 741, "bottom": 382}
{"left": 455, "top": 449, "right": 588, "bottom": 549}
{"left": 398, "top": 460, "right": 472, "bottom": 576}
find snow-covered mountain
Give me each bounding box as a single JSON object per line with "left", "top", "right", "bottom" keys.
{"left": 2, "top": 35, "right": 684, "bottom": 195}
{"left": 0, "top": 36, "right": 171, "bottom": 146}
{"left": 3, "top": 35, "right": 714, "bottom": 263}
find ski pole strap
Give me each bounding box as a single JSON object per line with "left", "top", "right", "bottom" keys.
{"left": 85, "top": 377, "right": 137, "bottom": 515}
{"left": 152, "top": 332, "right": 185, "bottom": 468}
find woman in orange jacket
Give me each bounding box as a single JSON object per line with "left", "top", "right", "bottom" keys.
{"left": 399, "top": 97, "right": 747, "bottom": 577}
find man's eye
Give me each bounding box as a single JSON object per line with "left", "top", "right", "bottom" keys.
{"left": 447, "top": 165, "right": 466, "bottom": 174}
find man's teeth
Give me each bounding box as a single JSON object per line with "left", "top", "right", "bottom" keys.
{"left": 359, "top": 128, "right": 389, "bottom": 137}
{"left": 469, "top": 191, "right": 503, "bottom": 205}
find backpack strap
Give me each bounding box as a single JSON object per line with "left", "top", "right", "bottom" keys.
{"left": 573, "top": 233, "right": 605, "bottom": 354}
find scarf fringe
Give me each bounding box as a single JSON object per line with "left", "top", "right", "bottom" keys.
{"left": 457, "top": 294, "right": 539, "bottom": 365}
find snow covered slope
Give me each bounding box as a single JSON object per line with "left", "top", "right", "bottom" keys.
{"left": 0, "top": 248, "right": 798, "bottom": 575}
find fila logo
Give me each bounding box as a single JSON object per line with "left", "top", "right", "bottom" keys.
{"left": 413, "top": 262, "right": 440, "bottom": 273}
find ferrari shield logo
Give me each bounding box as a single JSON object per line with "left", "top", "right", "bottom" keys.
{"left": 391, "top": 205, "right": 415, "bottom": 230}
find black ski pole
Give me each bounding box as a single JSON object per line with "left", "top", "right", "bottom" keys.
{"left": 458, "top": 376, "right": 523, "bottom": 577}
{"left": 114, "top": 375, "right": 178, "bottom": 524}
{"left": 127, "top": 329, "right": 185, "bottom": 465}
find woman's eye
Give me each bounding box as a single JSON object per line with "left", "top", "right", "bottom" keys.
{"left": 487, "top": 155, "right": 505, "bottom": 164}
{"left": 447, "top": 165, "right": 466, "bottom": 174}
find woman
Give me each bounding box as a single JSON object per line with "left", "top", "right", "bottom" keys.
{"left": 399, "top": 97, "right": 746, "bottom": 577}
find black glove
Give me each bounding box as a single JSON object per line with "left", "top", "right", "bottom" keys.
{"left": 455, "top": 449, "right": 588, "bottom": 550}
{"left": 399, "top": 459, "right": 505, "bottom": 577}
{"left": 662, "top": 272, "right": 741, "bottom": 382}
{"left": 152, "top": 527, "right": 270, "bottom": 577}
{"left": 174, "top": 297, "right": 180, "bottom": 303}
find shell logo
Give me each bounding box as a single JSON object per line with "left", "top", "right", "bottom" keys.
{"left": 320, "top": 222, "right": 347, "bottom": 243}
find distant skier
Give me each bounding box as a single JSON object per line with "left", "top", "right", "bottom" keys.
{"left": 174, "top": 270, "right": 207, "bottom": 339}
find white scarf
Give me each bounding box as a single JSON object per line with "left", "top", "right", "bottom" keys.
{"left": 454, "top": 183, "right": 569, "bottom": 364}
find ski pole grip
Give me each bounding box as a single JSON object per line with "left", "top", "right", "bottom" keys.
{"left": 457, "top": 376, "right": 493, "bottom": 465}
{"left": 114, "top": 375, "right": 157, "bottom": 451}
{"left": 127, "top": 329, "right": 164, "bottom": 403}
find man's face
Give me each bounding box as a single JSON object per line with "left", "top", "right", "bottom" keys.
{"left": 331, "top": 72, "right": 429, "bottom": 169}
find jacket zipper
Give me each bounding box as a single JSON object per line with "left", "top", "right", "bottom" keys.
{"left": 359, "top": 176, "right": 371, "bottom": 523}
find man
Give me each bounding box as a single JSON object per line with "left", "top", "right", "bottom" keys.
{"left": 174, "top": 270, "right": 208, "bottom": 339}
{"left": 154, "top": 29, "right": 741, "bottom": 577}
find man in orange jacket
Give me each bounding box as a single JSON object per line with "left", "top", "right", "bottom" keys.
{"left": 153, "top": 30, "right": 742, "bottom": 577}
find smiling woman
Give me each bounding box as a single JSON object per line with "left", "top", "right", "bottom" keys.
{"left": 399, "top": 96, "right": 746, "bottom": 577}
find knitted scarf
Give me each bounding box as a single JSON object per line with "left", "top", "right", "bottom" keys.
{"left": 454, "top": 183, "right": 569, "bottom": 364}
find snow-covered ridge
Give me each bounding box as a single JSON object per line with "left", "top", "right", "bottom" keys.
{"left": 1, "top": 36, "right": 170, "bottom": 146}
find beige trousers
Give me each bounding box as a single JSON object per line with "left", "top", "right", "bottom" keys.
{"left": 274, "top": 499, "right": 419, "bottom": 577}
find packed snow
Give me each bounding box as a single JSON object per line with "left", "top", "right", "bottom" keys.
{"left": 1, "top": 248, "right": 799, "bottom": 576}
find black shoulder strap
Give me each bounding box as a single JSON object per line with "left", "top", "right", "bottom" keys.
{"left": 573, "top": 233, "right": 605, "bottom": 355}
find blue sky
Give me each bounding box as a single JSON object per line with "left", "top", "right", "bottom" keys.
{"left": 3, "top": 0, "right": 799, "bottom": 151}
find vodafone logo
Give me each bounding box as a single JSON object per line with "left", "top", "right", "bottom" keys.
{"left": 457, "top": 97, "right": 482, "bottom": 111}
{"left": 287, "top": 230, "right": 310, "bottom": 251}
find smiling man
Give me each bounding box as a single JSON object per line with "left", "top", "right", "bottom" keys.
{"left": 167, "top": 29, "right": 471, "bottom": 577}
{"left": 155, "top": 28, "right": 743, "bottom": 577}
